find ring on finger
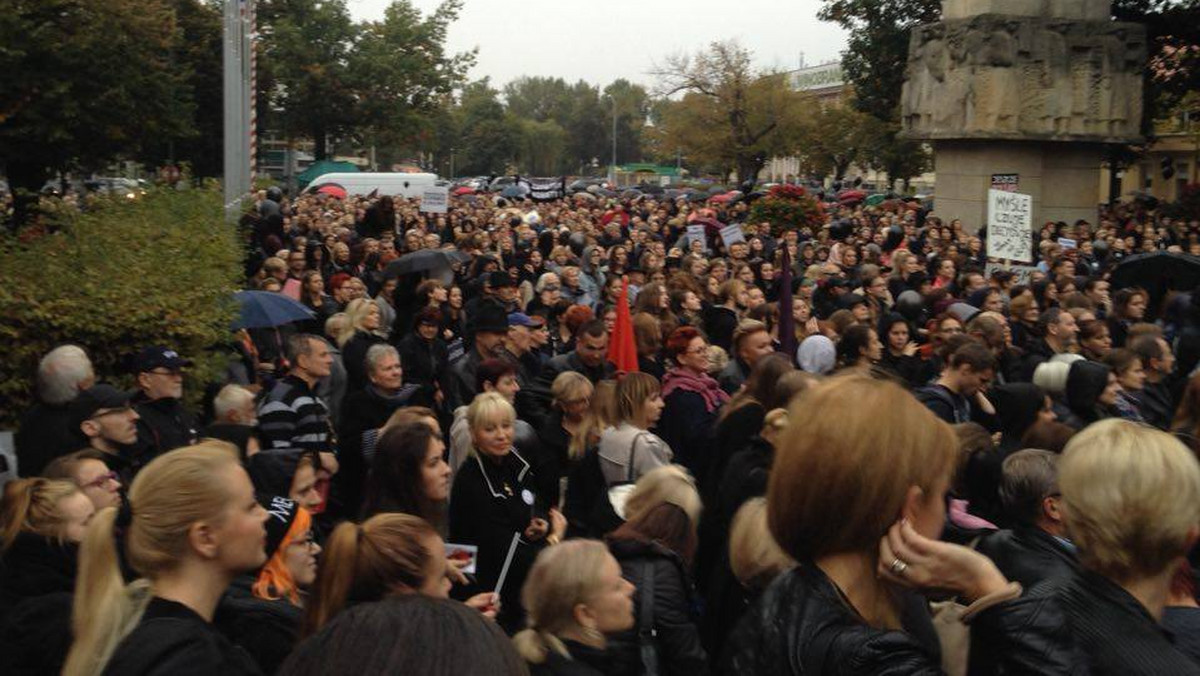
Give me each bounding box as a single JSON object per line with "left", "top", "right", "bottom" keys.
{"left": 889, "top": 557, "right": 908, "bottom": 575}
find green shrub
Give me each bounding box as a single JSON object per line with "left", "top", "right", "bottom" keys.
{"left": 0, "top": 189, "right": 243, "bottom": 428}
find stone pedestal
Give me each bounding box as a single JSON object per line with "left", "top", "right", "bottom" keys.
{"left": 931, "top": 140, "right": 1103, "bottom": 229}
{"left": 900, "top": 1, "right": 1146, "bottom": 232}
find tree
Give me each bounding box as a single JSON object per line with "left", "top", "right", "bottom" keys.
{"left": 349, "top": 0, "right": 474, "bottom": 167}
{"left": 857, "top": 116, "right": 931, "bottom": 190}
{"left": 515, "top": 118, "right": 569, "bottom": 175}
{"left": 652, "top": 40, "right": 807, "bottom": 183}
{"left": 455, "top": 79, "right": 518, "bottom": 176}
{"left": 258, "top": 0, "right": 358, "bottom": 160}
{"left": 0, "top": 0, "right": 193, "bottom": 225}
{"left": 794, "top": 105, "right": 872, "bottom": 180}
{"left": 603, "top": 79, "right": 652, "bottom": 165}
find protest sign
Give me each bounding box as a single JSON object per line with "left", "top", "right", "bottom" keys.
{"left": 1057, "top": 237, "right": 1077, "bottom": 250}
{"left": 985, "top": 262, "right": 1038, "bottom": 286}
{"left": 986, "top": 189, "right": 1033, "bottom": 263}
{"left": 719, "top": 223, "right": 745, "bottom": 249}
{"left": 686, "top": 224, "right": 708, "bottom": 251}
{"left": 420, "top": 186, "right": 449, "bottom": 214}
{"left": 991, "top": 174, "right": 1019, "bottom": 193}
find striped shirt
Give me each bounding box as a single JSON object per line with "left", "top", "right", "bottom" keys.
{"left": 257, "top": 375, "right": 336, "bottom": 454}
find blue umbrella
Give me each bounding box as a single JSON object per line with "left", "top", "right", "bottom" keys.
{"left": 233, "top": 290, "right": 314, "bottom": 329}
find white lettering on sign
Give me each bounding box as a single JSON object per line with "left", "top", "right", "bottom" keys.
{"left": 986, "top": 189, "right": 1033, "bottom": 263}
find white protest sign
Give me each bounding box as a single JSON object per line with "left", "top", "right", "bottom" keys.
{"left": 686, "top": 224, "right": 708, "bottom": 251}
{"left": 1057, "top": 237, "right": 1077, "bottom": 250}
{"left": 985, "top": 262, "right": 1038, "bottom": 286}
{"left": 719, "top": 223, "right": 746, "bottom": 249}
{"left": 986, "top": 189, "right": 1032, "bottom": 263}
{"left": 420, "top": 186, "right": 449, "bottom": 214}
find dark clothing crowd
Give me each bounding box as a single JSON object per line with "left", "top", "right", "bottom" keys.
{"left": 7, "top": 185, "right": 1200, "bottom": 676}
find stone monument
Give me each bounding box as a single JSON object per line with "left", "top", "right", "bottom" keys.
{"left": 901, "top": 0, "right": 1146, "bottom": 230}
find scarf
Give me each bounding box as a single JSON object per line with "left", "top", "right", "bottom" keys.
{"left": 661, "top": 367, "right": 729, "bottom": 413}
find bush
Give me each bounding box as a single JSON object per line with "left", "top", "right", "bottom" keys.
{"left": 747, "top": 184, "right": 826, "bottom": 239}
{"left": 0, "top": 189, "right": 243, "bottom": 428}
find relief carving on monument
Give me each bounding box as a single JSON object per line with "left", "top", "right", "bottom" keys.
{"left": 901, "top": 14, "right": 1146, "bottom": 143}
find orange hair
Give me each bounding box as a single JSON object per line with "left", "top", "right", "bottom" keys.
{"left": 252, "top": 506, "right": 312, "bottom": 605}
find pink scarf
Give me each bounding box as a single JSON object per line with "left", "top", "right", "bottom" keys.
{"left": 661, "top": 367, "right": 729, "bottom": 413}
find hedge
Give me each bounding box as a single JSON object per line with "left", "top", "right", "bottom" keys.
{"left": 0, "top": 189, "right": 243, "bottom": 428}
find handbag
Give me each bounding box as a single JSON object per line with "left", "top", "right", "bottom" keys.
{"left": 606, "top": 432, "right": 648, "bottom": 520}
{"left": 638, "top": 560, "right": 660, "bottom": 676}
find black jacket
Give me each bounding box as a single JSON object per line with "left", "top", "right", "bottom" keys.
{"left": 702, "top": 305, "right": 738, "bottom": 352}
{"left": 0, "top": 533, "right": 77, "bottom": 675}
{"left": 658, "top": 389, "right": 718, "bottom": 478}
{"left": 448, "top": 449, "right": 549, "bottom": 633}
{"left": 447, "top": 347, "right": 486, "bottom": 412}
{"left": 1133, "top": 380, "right": 1175, "bottom": 430}
{"left": 724, "top": 563, "right": 1072, "bottom": 676}
{"left": 975, "top": 526, "right": 1078, "bottom": 591}
{"left": 103, "top": 597, "right": 263, "bottom": 676}
{"left": 215, "top": 576, "right": 303, "bottom": 675}
{"left": 396, "top": 330, "right": 451, "bottom": 394}
{"left": 529, "top": 639, "right": 612, "bottom": 676}
{"left": 606, "top": 537, "right": 708, "bottom": 676}
{"left": 341, "top": 331, "right": 387, "bottom": 393}
{"left": 519, "top": 352, "right": 616, "bottom": 431}
{"left": 970, "top": 568, "right": 1200, "bottom": 676}
{"left": 14, "top": 401, "right": 83, "bottom": 476}
{"left": 129, "top": 392, "right": 200, "bottom": 467}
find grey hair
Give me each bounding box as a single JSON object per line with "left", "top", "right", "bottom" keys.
{"left": 535, "top": 272, "right": 559, "bottom": 293}
{"left": 365, "top": 343, "right": 400, "bottom": 375}
{"left": 37, "top": 345, "right": 94, "bottom": 405}
{"left": 213, "top": 384, "right": 256, "bottom": 421}
{"left": 999, "top": 449, "right": 1060, "bottom": 526}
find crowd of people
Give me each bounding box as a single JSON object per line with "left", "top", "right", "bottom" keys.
{"left": 6, "top": 184, "right": 1200, "bottom": 675}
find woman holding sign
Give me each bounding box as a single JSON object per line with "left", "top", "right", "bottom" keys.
{"left": 450, "top": 392, "right": 566, "bottom": 633}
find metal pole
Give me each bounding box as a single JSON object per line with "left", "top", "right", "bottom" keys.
{"left": 222, "top": 0, "right": 245, "bottom": 222}
{"left": 610, "top": 97, "right": 617, "bottom": 185}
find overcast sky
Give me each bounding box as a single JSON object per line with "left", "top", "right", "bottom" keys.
{"left": 345, "top": 0, "right": 848, "bottom": 90}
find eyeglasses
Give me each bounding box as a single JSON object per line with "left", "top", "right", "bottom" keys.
{"left": 290, "top": 530, "right": 318, "bottom": 549}
{"left": 146, "top": 369, "right": 182, "bottom": 377}
{"left": 543, "top": 285, "right": 561, "bottom": 292}
{"left": 80, "top": 471, "right": 119, "bottom": 490}
{"left": 684, "top": 345, "right": 709, "bottom": 355}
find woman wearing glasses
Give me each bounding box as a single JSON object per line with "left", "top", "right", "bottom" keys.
{"left": 216, "top": 496, "right": 321, "bottom": 675}
{"left": 44, "top": 449, "right": 124, "bottom": 510}
{"left": 658, "top": 327, "right": 729, "bottom": 477}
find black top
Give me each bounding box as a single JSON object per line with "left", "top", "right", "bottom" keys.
{"left": 104, "top": 597, "right": 263, "bottom": 676}
{"left": 975, "top": 526, "right": 1078, "bottom": 592}
{"left": 14, "top": 401, "right": 83, "bottom": 477}
{"left": 1162, "top": 606, "right": 1200, "bottom": 666}
{"left": 215, "top": 576, "right": 303, "bottom": 675}
{"left": 129, "top": 392, "right": 200, "bottom": 469}
{"left": 529, "top": 639, "right": 611, "bottom": 676}
{"left": 341, "top": 330, "right": 387, "bottom": 392}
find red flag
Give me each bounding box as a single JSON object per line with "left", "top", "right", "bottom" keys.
{"left": 607, "top": 277, "right": 640, "bottom": 373}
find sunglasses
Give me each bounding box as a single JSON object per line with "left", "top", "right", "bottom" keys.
{"left": 81, "top": 471, "right": 119, "bottom": 490}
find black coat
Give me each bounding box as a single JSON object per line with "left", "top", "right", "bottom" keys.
{"left": 658, "top": 390, "right": 718, "bottom": 478}
{"left": 0, "top": 533, "right": 77, "bottom": 676}
{"left": 129, "top": 392, "right": 200, "bottom": 467}
{"left": 341, "top": 331, "right": 387, "bottom": 393}
{"left": 606, "top": 537, "right": 708, "bottom": 676}
{"left": 975, "top": 526, "right": 1078, "bottom": 592}
{"left": 724, "top": 563, "right": 1072, "bottom": 676}
{"left": 702, "top": 305, "right": 738, "bottom": 352}
{"left": 396, "top": 331, "right": 451, "bottom": 394}
{"left": 970, "top": 568, "right": 1200, "bottom": 676}
{"left": 215, "top": 576, "right": 303, "bottom": 675}
{"left": 103, "top": 597, "right": 263, "bottom": 676}
{"left": 448, "top": 449, "right": 549, "bottom": 633}
{"left": 14, "top": 401, "right": 83, "bottom": 477}
{"left": 529, "top": 639, "right": 612, "bottom": 676}
{"left": 519, "top": 352, "right": 616, "bottom": 432}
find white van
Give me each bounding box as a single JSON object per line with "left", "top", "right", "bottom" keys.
{"left": 308, "top": 172, "right": 439, "bottom": 199}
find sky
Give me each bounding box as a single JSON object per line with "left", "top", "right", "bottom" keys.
{"left": 345, "top": 0, "right": 848, "bottom": 90}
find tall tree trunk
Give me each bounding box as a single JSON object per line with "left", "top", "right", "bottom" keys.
{"left": 313, "top": 125, "right": 328, "bottom": 161}
{"left": 6, "top": 160, "right": 49, "bottom": 231}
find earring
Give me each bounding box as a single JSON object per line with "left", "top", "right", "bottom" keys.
{"left": 581, "top": 626, "right": 604, "bottom": 642}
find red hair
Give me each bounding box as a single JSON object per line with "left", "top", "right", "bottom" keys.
{"left": 328, "top": 272, "right": 352, "bottom": 293}
{"left": 252, "top": 507, "right": 312, "bottom": 605}
{"left": 666, "top": 326, "right": 702, "bottom": 361}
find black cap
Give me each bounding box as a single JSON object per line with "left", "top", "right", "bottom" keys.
{"left": 71, "top": 384, "right": 134, "bottom": 422}
{"left": 475, "top": 302, "right": 510, "bottom": 334}
{"left": 260, "top": 494, "right": 301, "bottom": 558}
{"left": 131, "top": 346, "right": 193, "bottom": 373}
{"left": 487, "top": 270, "right": 516, "bottom": 289}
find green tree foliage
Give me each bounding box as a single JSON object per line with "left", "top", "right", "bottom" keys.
{"left": 0, "top": 0, "right": 194, "bottom": 223}
{"left": 603, "top": 79, "right": 652, "bottom": 166}
{"left": 0, "top": 189, "right": 243, "bottom": 427}
{"left": 652, "top": 40, "right": 808, "bottom": 183}
{"left": 857, "top": 116, "right": 931, "bottom": 189}
{"left": 795, "top": 105, "right": 871, "bottom": 180}
{"left": 454, "top": 80, "right": 519, "bottom": 176}
{"left": 348, "top": 0, "right": 474, "bottom": 166}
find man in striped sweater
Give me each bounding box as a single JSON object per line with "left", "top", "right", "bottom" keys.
{"left": 257, "top": 333, "right": 339, "bottom": 480}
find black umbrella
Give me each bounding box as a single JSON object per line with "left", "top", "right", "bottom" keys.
{"left": 621, "top": 188, "right": 643, "bottom": 200}
{"left": 1110, "top": 251, "right": 1200, "bottom": 313}
{"left": 384, "top": 248, "right": 471, "bottom": 277}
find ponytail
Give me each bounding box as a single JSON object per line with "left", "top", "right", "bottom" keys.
{"left": 302, "top": 513, "right": 437, "bottom": 638}
{"left": 62, "top": 507, "right": 151, "bottom": 676}
{"left": 0, "top": 477, "right": 81, "bottom": 551}
{"left": 512, "top": 629, "right": 569, "bottom": 665}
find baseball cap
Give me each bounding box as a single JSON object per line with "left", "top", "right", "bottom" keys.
{"left": 71, "top": 384, "right": 135, "bottom": 422}
{"left": 507, "top": 312, "right": 540, "bottom": 328}
{"left": 131, "top": 346, "right": 193, "bottom": 373}
{"left": 488, "top": 271, "right": 516, "bottom": 289}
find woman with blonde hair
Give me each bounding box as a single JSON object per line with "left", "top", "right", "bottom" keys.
{"left": 450, "top": 393, "right": 565, "bottom": 632}
{"left": 64, "top": 442, "right": 268, "bottom": 676}
{"left": 337, "top": 297, "right": 387, "bottom": 392}
{"left": 605, "top": 466, "right": 707, "bottom": 674}
{"left": 513, "top": 540, "right": 636, "bottom": 675}
{"left": 724, "top": 376, "right": 1064, "bottom": 674}
{"left": 540, "top": 372, "right": 597, "bottom": 480}
{"left": 1, "top": 477, "right": 95, "bottom": 616}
